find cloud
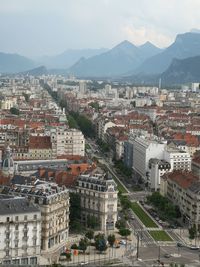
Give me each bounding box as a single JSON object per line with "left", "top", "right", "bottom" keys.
{"left": 121, "top": 25, "right": 173, "bottom": 48}
{"left": 0, "top": 0, "right": 200, "bottom": 56}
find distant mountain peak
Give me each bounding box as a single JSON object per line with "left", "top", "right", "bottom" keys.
{"left": 114, "top": 40, "right": 136, "bottom": 49}
{"left": 139, "top": 41, "right": 159, "bottom": 49}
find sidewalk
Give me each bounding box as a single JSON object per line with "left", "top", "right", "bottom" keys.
{"left": 174, "top": 228, "right": 200, "bottom": 246}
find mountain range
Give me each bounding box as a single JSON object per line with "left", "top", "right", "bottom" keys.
{"left": 161, "top": 56, "right": 200, "bottom": 84}
{"left": 1, "top": 31, "right": 200, "bottom": 85}
{"left": 39, "top": 48, "right": 108, "bottom": 69}
{"left": 135, "top": 32, "right": 200, "bottom": 75}
{"left": 0, "top": 52, "right": 35, "bottom": 73}
{"left": 69, "top": 41, "right": 161, "bottom": 77}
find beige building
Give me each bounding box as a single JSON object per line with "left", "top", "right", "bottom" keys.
{"left": 0, "top": 181, "right": 70, "bottom": 252}
{"left": 76, "top": 173, "right": 118, "bottom": 232}
{"left": 49, "top": 127, "right": 85, "bottom": 157}
{"left": 161, "top": 171, "right": 200, "bottom": 227}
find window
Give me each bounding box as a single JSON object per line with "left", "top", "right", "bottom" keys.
{"left": 33, "top": 239, "right": 37, "bottom": 246}
{"left": 15, "top": 225, "right": 18, "bottom": 230}
{"left": 30, "top": 257, "right": 37, "bottom": 265}
{"left": 6, "top": 217, "right": 9, "bottom": 223}
{"left": 24, "top": 215, "right": 27, "bottom": 221}
{"left": 21, "top": 258, "right": 28, "bottom": 265}
{"left": 5, "top": 250, "right": 9, "bottom": 256}
{"left": 15, "top": 216, "right": 18, "bottom": 221}
{"left": 34, "top": 214, "right": 37, "bottom": 220}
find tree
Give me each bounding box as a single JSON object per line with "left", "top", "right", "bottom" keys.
{"left": 94, "top": 233, "right": 107, "bottom": 253}
{"left": 79, "top": 238, "right": 88, "bottom": 253}
{"left": 10, "top": 107, "right": 19, "bottom": 115}
{"left": 69, "top": 193, "right": 82, "bottom": 232}
{"left": 115, "top": 219, "right": 126, "bottom": 230}
{"left": 119, "top": 228, "right": 131, "bottom": 240}
{"left": 71, "top": 244, "right": 78, "bottom": 249}
{"left": 120, "top": 195, "right": 131, "bottom": 210}
{"left": 188, "top": 225, "right": 197, "bottom": 240}
{"left": 108, "top": 234, "right": 116, "bottom": 247}
{"left": 85, "top": 230, "right": 94, "bottom": 241}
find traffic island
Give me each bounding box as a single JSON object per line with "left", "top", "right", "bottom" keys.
{"left": 148, "top": 230, "right": 173, "bottom": 242}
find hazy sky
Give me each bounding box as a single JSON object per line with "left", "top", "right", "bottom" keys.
{"left": 0, "top": 0, "right": 200, "bottom": 58}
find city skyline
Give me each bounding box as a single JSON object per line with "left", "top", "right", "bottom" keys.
{"left": 0, "top": 0, "right": 200, "bottom": 57}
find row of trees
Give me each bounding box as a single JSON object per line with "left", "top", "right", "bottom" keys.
{"left": 96, "top": 139, "right": 110, "bottom": 153}
{"left": 114, "top": 160, "right": 132, "bottom": 178}
{"left": 68, "top": 111, "right": 95, "bottom": 138}
{"left": 147, "top": 192, "right": 181, "bottom": 220}
{"left": 70, "top": 231, "right": 115, "bottom": 254}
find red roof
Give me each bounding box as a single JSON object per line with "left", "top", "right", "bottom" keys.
{"left": 164, "top": 171, "right": 198, "bottom": 189}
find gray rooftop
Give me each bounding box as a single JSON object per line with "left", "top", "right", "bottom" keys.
{"left": 0, "top": 195, "right": 40, "bottom": 215}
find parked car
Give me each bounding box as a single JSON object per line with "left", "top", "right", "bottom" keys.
{"left": 119, "top": 240, "right": 127, "bottom": 245}
{"left": 189, "top": 246, "right": 199, "bottom": 250}
{"left": 164, "top": 253, "right": 171, "bottom": 258}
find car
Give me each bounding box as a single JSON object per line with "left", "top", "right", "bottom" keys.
{"left": 177, "top": 242, "right": 184, "bottom": 247}
{"left": 164, "top": 253, "right": 171, "bottom": 258}
{"left": 79, "top": 262, "right": 89, "bottom": 266}
{"left": 119, "top": 240, "right": 127, "bottom": 245}
{"left": 189, "top": 246, "right": 199, "bottom": 250}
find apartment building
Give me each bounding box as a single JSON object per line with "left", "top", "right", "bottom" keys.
{"left": 161, "top": 171, "right": 200, "bottom": 227}
{"left": 192, "top": 155, "right": 200, "bottom": 178}
{"left": 132, "top": 136, "right": 167, "bottom": 181}
{"left": 0, "top": 196, "right": 41, "bottom": 265}
{"left": 76, "top": 173, "right": 118, "bottom": 232}
{"left": 0, "top": 182, "right": 70, "bottom": 252}
{"left": 148, "top": 158, "right": 171, "bottom": 191}
{"left": 28, "top": 136, "right": 52, "bottom": 160}
{"left": 164, "top": 147, "right": 191, "bottom": 172}
{"left": 49, "top": 127, "right": 85, "bottom": 157}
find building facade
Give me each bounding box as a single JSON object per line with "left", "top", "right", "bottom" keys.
{"left": 132, "top": 136, "right": 166, "bottom": 181}
{"left": 76, "top": 173, "right": 118, "bottom": 232}
{"left": 164, "top": 147, "right": 191, "bottom": 172}
{"left": 149, "top": 158, "right": 171, "bottom": 191}
{"left": 0, "top": 182, "right": 70, "bottom": 252}
{"left": 161, "top": 171, "right": 200, "bottom": 227}
{"left": 0, "top": 196, "right": 41, "bottom": 265}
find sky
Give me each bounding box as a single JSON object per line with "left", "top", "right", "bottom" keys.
{"left": 0, "top": 0, "right": 200, "bottom": 58}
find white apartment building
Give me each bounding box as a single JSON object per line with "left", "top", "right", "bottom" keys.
{"left": 148, "top": 158, "right": 171, "bottom": 191}
{"left": 164, "top": 147, "right": 191, "bottom": 172}
{"left": 1, "top": 182, "right": 70, "bottom": 252}
{"left": 49, "top": 127, "right": 85, "bottom": 157}
{"left": 132, "top": 136, "right": 167, "bottom": 181}
{"left": 76, "top": 173, "right": 118, "bottom": 232}
{"left": 0, "top": 196, "right": 41, "bottom": 265}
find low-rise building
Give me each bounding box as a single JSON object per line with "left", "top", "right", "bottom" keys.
{"left": 76, "top": 173, "right": 118, "bottom": 232}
